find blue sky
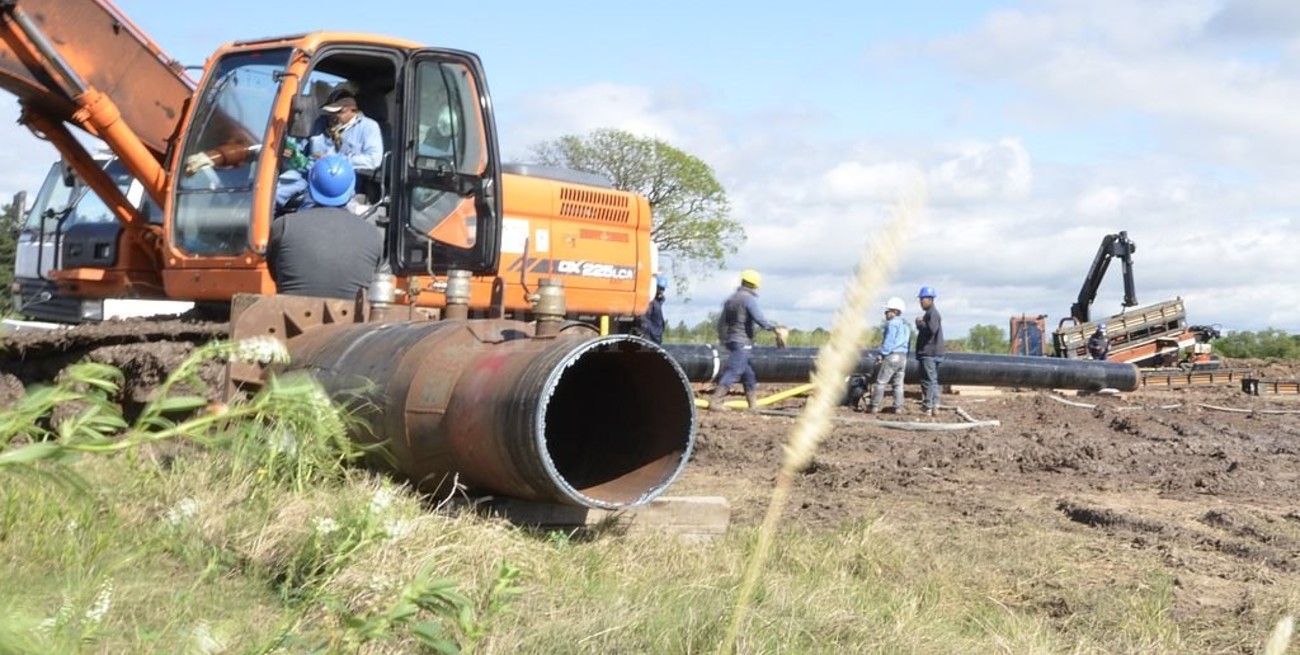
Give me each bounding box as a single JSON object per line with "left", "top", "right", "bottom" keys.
{"left": 2, "top": 0, "right": 1297, "bottom": 335}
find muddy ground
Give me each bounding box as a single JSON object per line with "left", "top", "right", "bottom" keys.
{"left": 674, "top": 360, "right": 1300, "bottom": 645}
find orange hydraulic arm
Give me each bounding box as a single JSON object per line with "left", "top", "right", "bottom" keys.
{"left": 0, "top": 0, "right": 194, "bottom": 297}
{"left": 0, "top": 0, "right": 193, "bottom": 207}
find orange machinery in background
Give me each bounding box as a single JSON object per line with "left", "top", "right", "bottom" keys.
{"left": 0, "top": 0, "right": 654, "bottom": 329}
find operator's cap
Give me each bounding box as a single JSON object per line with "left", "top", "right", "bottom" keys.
{"left": 321, "top": 96, "right": 357, "bottom": 113}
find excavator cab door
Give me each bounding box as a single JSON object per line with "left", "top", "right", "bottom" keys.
{"left": 391, "top": 50, "right": 501, "bottom": 277}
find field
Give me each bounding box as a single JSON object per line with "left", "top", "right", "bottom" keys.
{"left": 2, "top": 326, "right": 1299, "bottom": 653}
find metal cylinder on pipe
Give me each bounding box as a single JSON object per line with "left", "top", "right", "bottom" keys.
{"left": 660, "top": 344, "right": 1139, "bottom": 392}
{"left": 285, "top": 321, "right": 696, "bottom": 509}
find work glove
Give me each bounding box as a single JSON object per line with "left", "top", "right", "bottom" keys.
{"left": 773, "top": 325, "right": 789, "bottom": 348}
{"left": 184, "top": 151, "right": 215, "bottom": 176}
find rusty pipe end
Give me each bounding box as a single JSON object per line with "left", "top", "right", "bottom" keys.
{"left": 525, "top": 335, "right": 697, "bottom": 509}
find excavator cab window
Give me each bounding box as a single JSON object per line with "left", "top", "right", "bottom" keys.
{"left": 173, "top": 48, "right": 292, "bottom": 256}
{"left": 392, "top": 52, "right": 500, "bottom": 276}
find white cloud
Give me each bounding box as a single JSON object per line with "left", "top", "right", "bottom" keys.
{"left": 929, "top": 138, "right": 1032, "bottom": 202}
{"left": 823, "top": 161, "right": 926, "bottom": 202}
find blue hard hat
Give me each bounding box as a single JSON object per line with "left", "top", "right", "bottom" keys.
{"left": 308, "top": 154, "right": 356, "bottom": 207}
{"left": 1097, "top": 323, "right": 1107, "bottom": 331}
{"left": 917, "top": 286, "right": 937, "bottom": 299}
{"left": 655, "top": 274, "right": 668, "bottom": 290}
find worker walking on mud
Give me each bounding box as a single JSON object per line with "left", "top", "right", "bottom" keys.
{"left": 914, "top": 286, "right": 945, "bottom": 416}
{"left": 869, "top": 297, "right": 911, "bottom": 414}
{"left": 267, "top": 155, "right": 383, "bottom": 300}
{"left": 708, "top": 269, "right": 789, "bottom": 411}
{"left": 640, "top": 275, "right": 668, "bottom": 345}
{"left": 1087, "top": 323, "right": 1110, "bottom": 360}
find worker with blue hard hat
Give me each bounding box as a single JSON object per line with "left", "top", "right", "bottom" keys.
{"left": 914, "top": 285, "right": 945, "bottom": 416}
{"left": 639, "top": 274, "right": 669, "bottom": 345}
{"left": 1087, "top": 322, "right": 1110, "bottom": 360}
{"left": 266, "top": 155, "right": 382, "bottom": 300}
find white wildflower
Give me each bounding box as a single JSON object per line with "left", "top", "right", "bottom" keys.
{"left": 384, "top": 518, "right": 416, "bottom": 542}
{"left": 37, "top": 596, "right": 71, "bottom": 633}
{"left": 190, "top": 621, "right": 228, "bottom": 654}
{"left": 64, "top": 519, "right": 78, "bottom": 534}
{"left": 368, "top": 573, "right": 394, "bottom": 593}
{"left": 313, "top": 516, "right": 339, "bottom": 536}
{"left": 230, "top": 336, "right": 291, "bottom": 365}
{"left": 84, "top": 578, "right": 113, "bottom": 625}
{"left": 369, "top": 486, "right": 395, "bottom": 516}
{"left": 165, "top": 497, "right": 200, "bottom": 525}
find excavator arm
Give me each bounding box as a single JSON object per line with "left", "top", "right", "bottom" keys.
{"left": 0, "top": 0, "right": 194, "bottom": 296}
{"left": 1068, "top": 230, "right": 1138, "bottom": 324}
{"left": 0, "top": 0, "right": 194, "bottom": 205}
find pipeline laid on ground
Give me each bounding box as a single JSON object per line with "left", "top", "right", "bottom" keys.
{"left": 282, "top": 320, "right": 697, "bottom": 510}
{"left": 660, "top": 344, "right": 1140, "bottom": 392}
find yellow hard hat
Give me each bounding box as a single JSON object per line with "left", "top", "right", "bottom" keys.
{"left": 740, "top": 269, "right": 762, "bottom": 288}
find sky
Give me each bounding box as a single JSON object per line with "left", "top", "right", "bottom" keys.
{"left": 2, "top": 0, "right": 1298, "bottom": 337}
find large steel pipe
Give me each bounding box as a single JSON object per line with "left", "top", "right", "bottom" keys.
{"left": 661, "top": 344, "right": 1140, "bottom": 392}
{"left": 284, "top": 320, "right": 696, "bottom": 509}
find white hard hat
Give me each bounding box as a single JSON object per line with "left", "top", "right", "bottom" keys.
{"left": 885, "top": 297, "right": 906, "bottom": 312}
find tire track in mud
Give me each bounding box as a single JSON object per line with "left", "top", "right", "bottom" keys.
{"left": 1058, "top": 499, "right": 1299, "bottom": 573}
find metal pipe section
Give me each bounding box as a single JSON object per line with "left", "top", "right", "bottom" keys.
{"left": 660, "top": 344, "right": 1140, "bottom": 392}
{"left": 285, "top": 321, "right": 696, "bottom": 509}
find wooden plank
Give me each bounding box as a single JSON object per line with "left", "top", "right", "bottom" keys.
{"left": 948, "top": 385, "right": 1005, "bottom": 397}
{"left": 485, "top": 496, "right": 732, "bottom": 541}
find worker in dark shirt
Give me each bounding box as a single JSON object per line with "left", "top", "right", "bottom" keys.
{"left": 266, "top": 155, "right": 382, "bottom": 299}
{"left": 914, "top": 285, "right": 945, "bottom": 416}
{"left": 640, "top": 274, "right": 668, "bottom": 344}
{"left": 1087, "top": 323, "right": 1110, "bottom": 360}
{"left": 708, "top": 269, "right": 788, "bottom": 411}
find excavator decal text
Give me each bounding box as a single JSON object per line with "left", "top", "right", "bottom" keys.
{"left": 506, "top": 257, "right": 635, "bottom": 281}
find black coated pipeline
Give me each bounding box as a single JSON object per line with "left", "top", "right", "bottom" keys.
{"left": 659, "top": 344, "right": 1140, "bottom": 392}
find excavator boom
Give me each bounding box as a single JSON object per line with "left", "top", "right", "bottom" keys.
{"left": 0, "top": 0, "right": 193, "bottom": 157}
{"left": 0, "top": 0, "right": 194, "bottom": 211}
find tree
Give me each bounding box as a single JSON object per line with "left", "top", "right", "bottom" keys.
{"left": 0, "top": 200, "right": 19, "bottom": 316}
{"left": 528, "top": 129, "right": 744, "bottom": 292}
{"left": 966, "top": 324, "right": 1009, "bottom": 354}
{"left": 1213, "top": 329, "right": 1300, "bottom": 360}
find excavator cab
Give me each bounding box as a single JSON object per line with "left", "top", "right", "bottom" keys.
{"left": 168, "top": 39, "right": 501, "bottom": 293}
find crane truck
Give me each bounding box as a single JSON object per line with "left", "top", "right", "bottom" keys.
{"left": 0, "top": 0, "right": 695, "bottom": 510}
{"left": 1011, "top": 231, "right": 1218, "bottom": 368}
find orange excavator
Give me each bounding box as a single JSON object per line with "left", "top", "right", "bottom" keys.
{"left": 0, "top": 0, "right": 694, "bottom": 510}
{"left": 0, "top": 0, "right": 656, "bottom": 326}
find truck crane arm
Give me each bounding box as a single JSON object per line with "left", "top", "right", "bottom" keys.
{"left": 1069, "top": 230, "right": 1138, "bottom": 324}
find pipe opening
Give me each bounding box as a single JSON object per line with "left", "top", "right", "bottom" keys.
{"left": 542, "top": 339, "right": 696, "bottom": 506}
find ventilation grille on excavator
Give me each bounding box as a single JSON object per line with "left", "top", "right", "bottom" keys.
{"left": 559, "top": 187, "right": 631, "bottom": 224}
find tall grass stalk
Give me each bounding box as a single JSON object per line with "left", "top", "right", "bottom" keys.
{"left": 719, "top": 175, "right": 926, "bottom": 653}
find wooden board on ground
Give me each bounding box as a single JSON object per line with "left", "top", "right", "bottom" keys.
{"left": 948, "top": 385, "right": 1005, "bottom": 397}
{"left": 485, "top": 496, "right": 731, "bottom": 542}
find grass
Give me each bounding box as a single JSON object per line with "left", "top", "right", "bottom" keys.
{"left": 0, "top": 339, "right": 1294, "bottom": 653}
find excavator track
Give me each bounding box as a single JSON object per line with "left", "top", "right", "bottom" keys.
{"left": 0, "top": 316, "right": 229, "bottom": 413}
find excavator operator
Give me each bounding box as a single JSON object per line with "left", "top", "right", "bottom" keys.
{"left": 265, "top": 155, "right": 382, "bottom": 300}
